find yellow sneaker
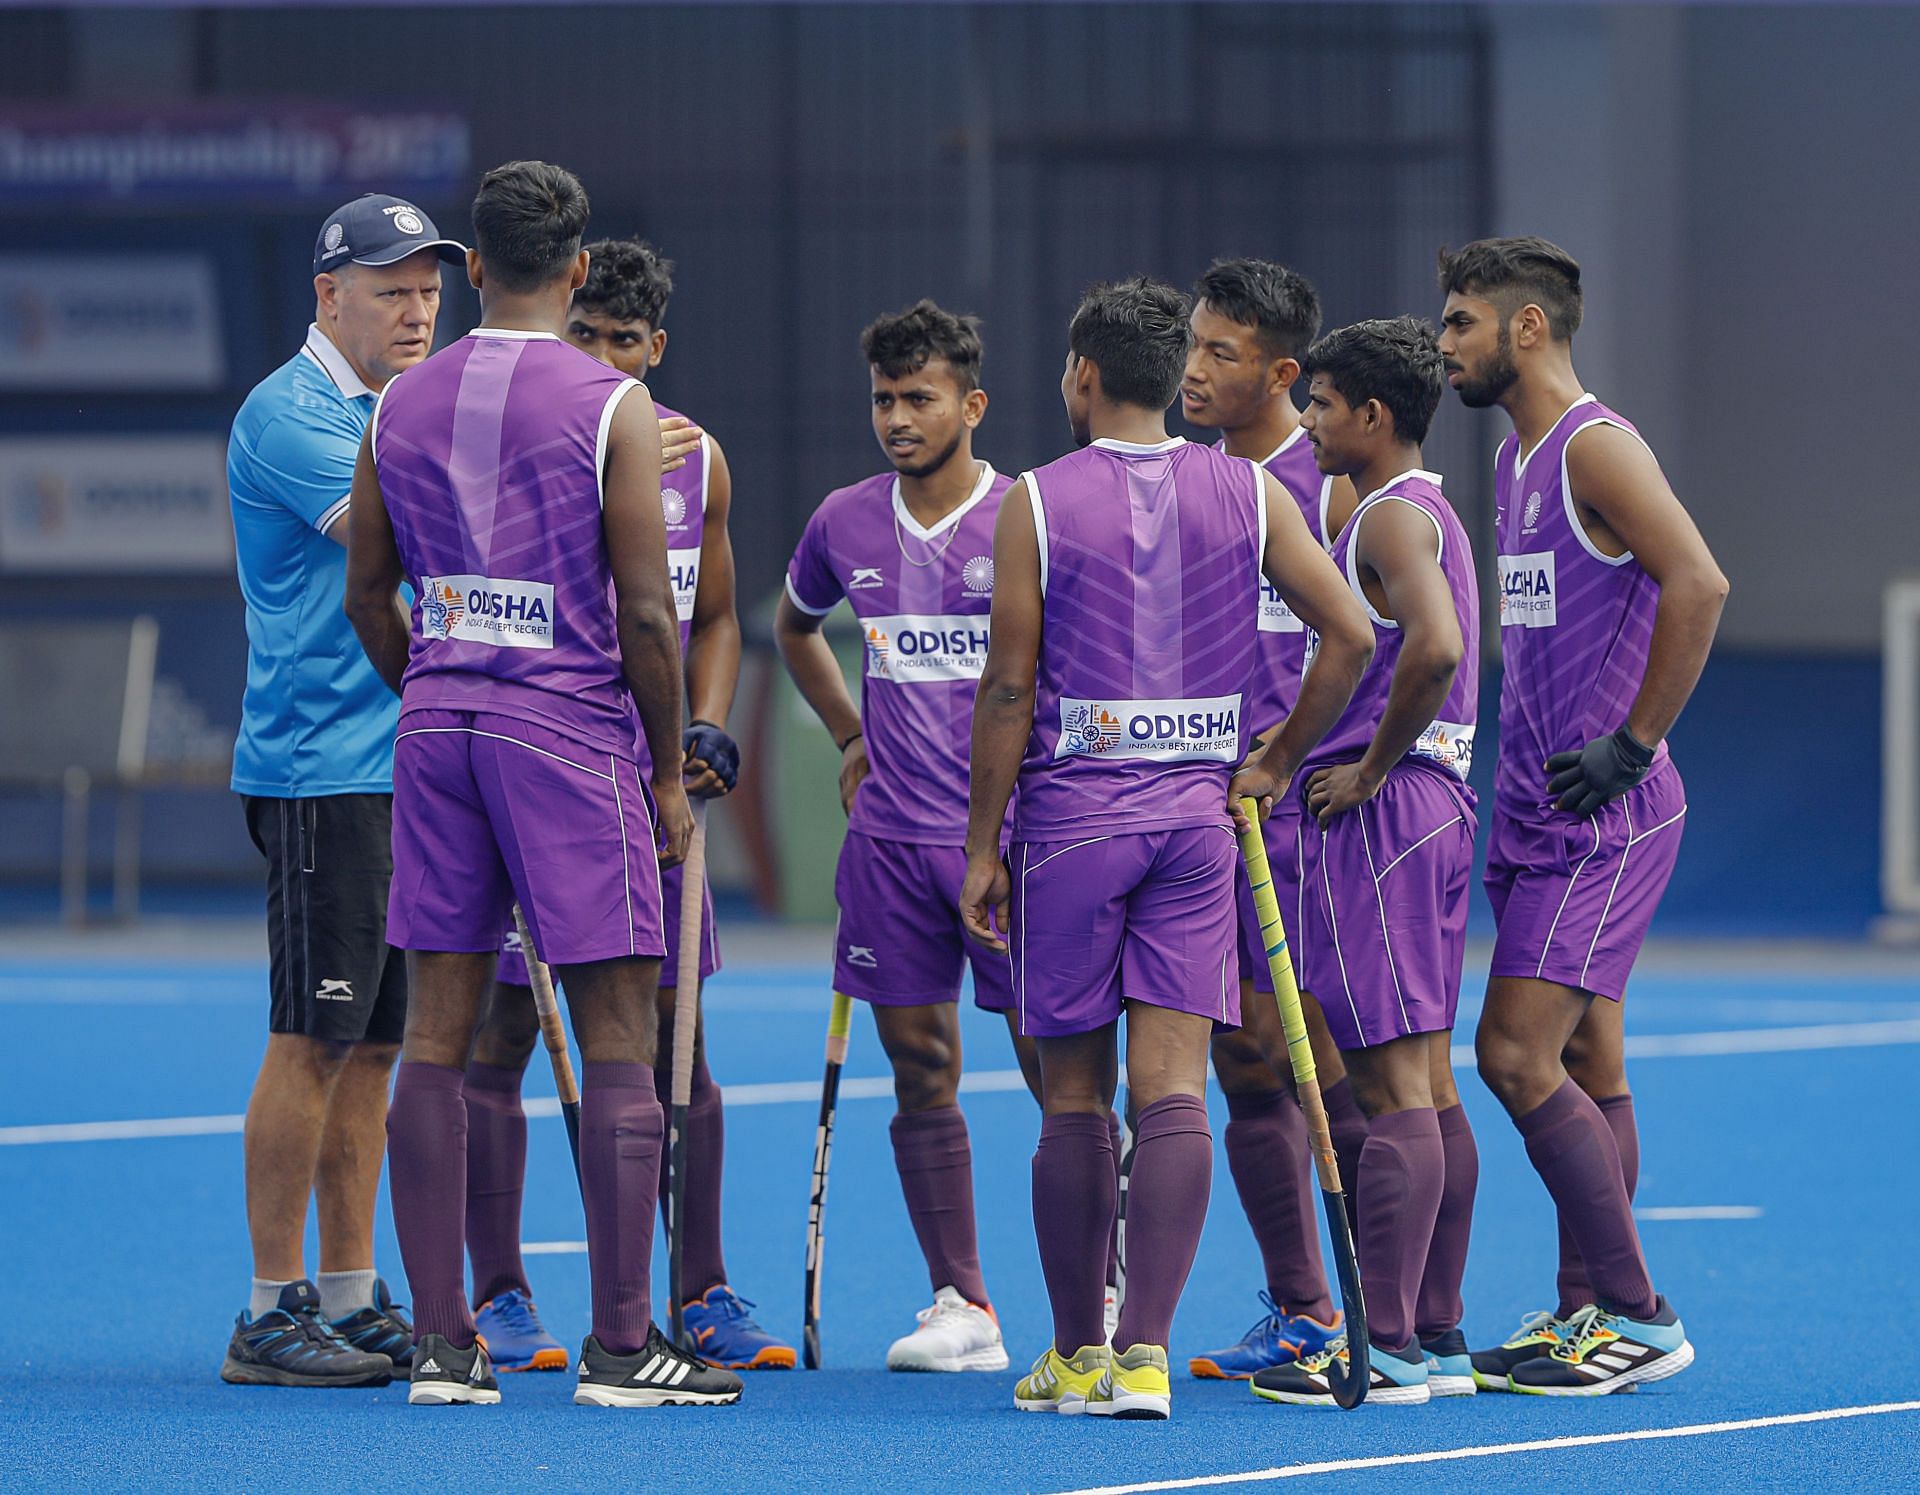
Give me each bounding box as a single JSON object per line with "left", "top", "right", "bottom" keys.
{"left": 1014, "top": 1343, "right": 1110, "bottom": 1415}
{"left": 1089, "top": 1342, "right": 1171, "bottom": 1419}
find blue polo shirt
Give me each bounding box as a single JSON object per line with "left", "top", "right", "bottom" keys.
{"left": 228, "top": 325, "right": 399, "bottom": 797}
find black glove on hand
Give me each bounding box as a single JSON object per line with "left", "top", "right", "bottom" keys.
{"left": 1544, "top": 727, "right": 1656, "bottom": 817}
{"left": 683, "top": 719, "right": 741, "bottom": 793}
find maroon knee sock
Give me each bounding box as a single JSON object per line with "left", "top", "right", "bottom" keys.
{"left": 581, "top": 1061, "right": 663, "bottom": 1355}
{"left": 1322, "top": 1075, "right": 1370, "bottom": 1224}
{"left": 387, "top": 1060, "right": 476, "bottom": 1345}
{"left": 1225, "top": 1087, "right": 1334, "bottom": 1321}
{"left": 463, "top": 1060, "right": 531, "bottom": 1306}
{"left": 1032, "top": 1111, "right": 1115, "bottom": 1354}
{"left": 891, "top": 1106, "right": 989, "bottom": 1306}
{"left": 652, "top": 1055, "right": 729, "bottom": 1301}
{"left": 1355, "top": 1107, "right": 1445, "bottom": 1351}
{"left": 1556, "top": 1092, "right": 1639, "bottom": 1316}
{"left": 1520, "top": 1079, "right": 1655, "bottom": 1320}
{"left": 1105, "top": 1109, "right": 1123, "bottom": 1289}
{"left": 1414, "top": 1103, "right": 1479, "bottom": 1340}
{"left": 1112, "top": 1095, "right": 1212, "bottom": 1352}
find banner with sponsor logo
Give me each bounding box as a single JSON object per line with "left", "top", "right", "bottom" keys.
{"left": 1055, "top": 694, "right": 1243, "bottom": 762}
{"left": 0, "top": 436, "right": 232, "bottom": 573}
{"left": 0, "top": 254, "right": 223, "bottom": 390}
{"left": 0, "top": 104, "right": 468, "bottom": 206}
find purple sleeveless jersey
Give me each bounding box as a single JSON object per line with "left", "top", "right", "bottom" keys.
{"left": 1304, "top": 470, "right": 1480, "bottom": 779}
{"left": 1017, "top": 437, "right": 1263, "bottom": 838}
{"left": 636, "top": 400, "right": 709, "bottom": 777}
{"left": 1494, "top": 394, "right": 1668, "bottom": 820}
{"left": 1246, "top": 425, "right": 1335, "bottom": 737}
{"left": 373, "top": 329, "right": 643, "bottom": 753}
{"left": 786, "top": 462, "right": 1009, "bottom": 846}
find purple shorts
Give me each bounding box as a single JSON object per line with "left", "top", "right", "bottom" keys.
{"left": 1485, "top": 761, "right": 1686, "bottom": 1002}
{"left": 497, "top": 860, "right": 719, "bottom": 988}
{"left": 1236, "top": 806, "right": 1305, "bottom": 996}
{"left": 833, "top": 831, "right": 1013, "bottom": 1011}
{"left": 389, "top": 709, "right": 665, "bottom": 968}
{"left": 1009, "top": 825, "right": 1239, "bottom": 1038}
{"left": 1297, "top": 762, "right": 1475, "bottom": 1052}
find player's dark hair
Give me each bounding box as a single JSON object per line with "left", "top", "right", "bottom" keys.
{"left": 1068, "top": 276, "right": 1193, "bottom": 411}
{"left": 1195, "top": 258, "right": 1323, "bottom": 362}
{"left": 1304, "top": 316, "right": 1446, "bottom": 445}
{"left": 860, "top": 299, "right": 984, "bottom": 393}
{"left": 1436, "top": 236, "right": 1584, "bottom": 341}
{"left": 575, "top": 238, "right": 674, "bottom": 327}
{"left": 471, "top": 160, "right": 590, "bottom": 295}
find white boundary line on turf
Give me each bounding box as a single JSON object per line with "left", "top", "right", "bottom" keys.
{"left": 1636, "top": 1204, "right": 1762, "bottom": 1220}
{"left": 5, "top": 1018, "right": 1920, "bottom": 1147}
{"left": 1047, "top": 1401, "right": 1920, "bottom": 1495}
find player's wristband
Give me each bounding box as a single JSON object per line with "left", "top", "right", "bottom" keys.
{"left": 836, "top": 729, "right": 863, "bottom": 753}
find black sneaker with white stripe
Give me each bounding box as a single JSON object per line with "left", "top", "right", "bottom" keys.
{"left": 1508, "top": 1299, "right": 1693, "bottom": 1396}
{"left": 408, "top": 1333, "right": 502, "bottom": 1405}
{"left": 574, "top": 1323, "right": 744, "bottom": 1407}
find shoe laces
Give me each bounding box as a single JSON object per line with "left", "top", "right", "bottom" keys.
{"left": 1298, "top": 1332, "right": 1349, "bottom": 1373}
{"left": 699, "top": 1286, "right": 755, "bottom": 1324}
{"left": 1506, "top": 1308, "right": 1564, "bottom": 1346}
{"left": 277, "top": 1301, "right": 353, "bottom": 1352}
{"left": 914, "top": 1296, "right": 976, "bottom": 1328}
{"left": 1551, "top": 1303, "right": 1615, "bottom": 1362}
{"left": 489, "top": 1291, "right": 543, "bottom": 1335}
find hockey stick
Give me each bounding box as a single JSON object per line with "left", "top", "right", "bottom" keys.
{"left": 511, "top": 905, "right": 581, "bottom": 1183}
{"left": 801, "top": 990, "right": 853, "bottom": 1369}
{"left": 1236, "top": 798, "right": 1369, "bottom": 1408}
{"left": 666, "top": 800, "right": 709, "bottom": 1349}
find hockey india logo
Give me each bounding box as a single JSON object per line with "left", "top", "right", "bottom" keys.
{"left": 395, "top": 210, "right": 424, "bottom": 235}
{"left": 661, "top": 491, "right": 688, "bottom": 526}
{"left": 865, "top": 624, "right": 890, "bottom": 675}
{"left": 422, "top": 579, "right": 465, "bottom": 638}
{"left": 324, "top": 222, "right": 345, "bottom": 252}
{"left": 1523, "top": 491, "right": 1544, "bottom": 529}
{"left": 1063, "top": 703, "right": 1123, "bottom": 755}
{"left": 962, "top": 555, "right": 995, "bottom": 596}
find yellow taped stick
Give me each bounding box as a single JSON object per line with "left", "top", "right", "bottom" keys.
{"left": 1235, "top": 797, "right": 1346, "bottom": 1197}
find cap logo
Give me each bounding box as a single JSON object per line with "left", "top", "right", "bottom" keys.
{"left": 324, "top": 222, "right": 345, "bottom": 251}
{"left": 394, "top": 210, "right": 424, "bottom": 235}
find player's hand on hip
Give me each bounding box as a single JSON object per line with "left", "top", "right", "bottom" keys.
{"left": 1306, "top": 761, "right": 1381, "bottom": 826}
{"left": 682, "top": 719, "right": 740, "bottom": 798}
{"left": 1544, "top": 726, "right": 1656, "bottom": 817}
{"left": 838, "top": 737, "right": 871, "bottom": 816}
{"left": 659, "top": 415, "right": 703, "bottom": 474}
{"left": 959, "top": 851, "right": 1012, "bottom": 953}
{"left": 654, "top": 779, "right": 696, "bottom": 866}
{"left": 1228, "top": 761, "right": 1288, "bottom": 831}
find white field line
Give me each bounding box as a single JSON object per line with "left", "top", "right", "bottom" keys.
{"left": 521, "top": 1241, "right": 587, "bottom": 1255}
{"left": 1048, "top": 1400, "right": 1920, "bottom": 1495}
{"left": 4, "top": 1018, "right": 1918, "bottom": 1148}
{"left": 1635, "top": 1204, "right": 1763, "bottom": 1220}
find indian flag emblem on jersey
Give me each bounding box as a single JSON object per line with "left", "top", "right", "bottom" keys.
{"left": 865, "top": 624, "right": 891, "bottom": 676}
{"left": 662, "top": 491, "right": 688, "bottom": 527}
{"left": 962, "top": 555, "right": 995, "bottom": 597}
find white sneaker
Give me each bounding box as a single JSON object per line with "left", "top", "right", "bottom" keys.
{"left": 1103, "top": 1287, "right": 1120, "bottom": 1344}
{"left": 885, "top": 1285, "right": 1010, "bottom": 1372}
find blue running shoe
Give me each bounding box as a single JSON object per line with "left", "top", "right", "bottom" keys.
{"left": 475, "top": 1289, "right": 568, "bottom": 1373}
{"left": 332, "top": 1278, "right": 415, "bottom": 1378}
{"left": 682, "top": 1285, "right": 797, "bottom": 1370}
{"left": 1419, "top": 1328, "right": 1476, "bottom": 1397}
{"left": 1509, "top": 1299, "right": 1693, "bottom": 1396}
{"left": 221, "top": 1279, "right": 392, "bottom": 1387}
{"left": 1188, "top": 1292, "right": 1343, "bottom": 1380}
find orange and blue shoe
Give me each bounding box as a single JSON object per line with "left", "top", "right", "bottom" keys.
{"left": 474, "top": 1289, "right": 568, "bottom": 1373}
{"left": 1189, "top": 1292, "right": 1344, "bottom": 1380}
{"left": 682, "top": 1285, "right": 797, "bottom": 1370}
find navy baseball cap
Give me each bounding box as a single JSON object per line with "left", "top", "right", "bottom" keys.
{"left": 313, "top": 194, "right": 467, "bottom": 276}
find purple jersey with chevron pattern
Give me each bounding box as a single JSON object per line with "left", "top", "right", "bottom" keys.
{"left": 1247, "top": 425, "right": 1334, "bottom": 736}
{"left": 1494, "top": 394, "right": 1668, "bottom": 820}
{"left": 372, "top": 329, "right": 641, "bottom": 753}
{"left": 637, "top": 400, "right": 709, "bottom": 777}
{"left": 1017, "top": 436, "right": 1263, "bottom": 837}
{"left": 786, "top": 463, "right": 1010, "bottom": 845}
{"left": 1305, "top": 470, "right": 1479, "bottom": 778}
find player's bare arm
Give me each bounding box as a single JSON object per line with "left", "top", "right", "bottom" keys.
{"left": 681, "top": 436, "right": 742, "bottom": 799}
{"left": 1232, "top": 468, "right": 1372, "bottom": 823}
{"left": 960, "top": 478, "right": 1039, "bottom": 951}
{"left": 773, "top": 592, "right": 869, "bottom": 815}
{"left": 1306, "top": 500, "right": 1464, "bottom": 825}
{"left": 342, "top": 429, "right": 411, "bottom": 695}
{"left": 602, "top": 384, "right": 694, "bottom": 865}
{"left": 1545, "top": 424, "right": 1729, "bottom": 815}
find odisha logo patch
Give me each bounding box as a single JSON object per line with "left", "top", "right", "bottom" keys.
{"left": 864, "top": 624, "right": 890, "bottom": 676}
{"left": 1063, "top": 703, "right": 1123, "bottom": 755}
{"left": 1523, "top": 491, "right": 1544, "bottom": 529}
{"left": 422, "top": 580, "right": 465, "bottom": 639}
{"left": 961, "top": 555, "right": 995, "bottom": 596}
